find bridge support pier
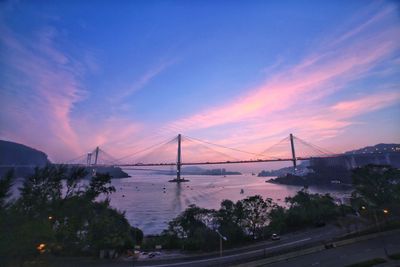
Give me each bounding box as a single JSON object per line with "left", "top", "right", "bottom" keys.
{"left": 169, "top": 134, "right": 189, "bottom": 183}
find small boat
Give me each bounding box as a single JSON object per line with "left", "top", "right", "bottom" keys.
{"left": 240, "top": 189, "right": 244, "bottom": 194}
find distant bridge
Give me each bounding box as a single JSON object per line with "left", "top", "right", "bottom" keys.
{"left": 60, "top": 133, "right": 345, "bottom": 182}
{"left": 3, "top": 133, "right": 398, "bottom": 182}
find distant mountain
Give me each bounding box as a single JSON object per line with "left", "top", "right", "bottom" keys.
{"left": 0, "top": 140, "right": 50, "bottom": 177}
{"left": 0, "top": 140, "right": 50, "bottom": 166}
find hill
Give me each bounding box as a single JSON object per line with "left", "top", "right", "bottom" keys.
{"left": 0, "top": 140, "right": 50, "bottom": 177}
{"left": 261, "top": 143, "right": 400, "bottom": 187}
{"left": 0, "top": 140, "right": 50, "bottom": 166}
{"left": 0, "top": 140, "right": 129, "bottom": 178}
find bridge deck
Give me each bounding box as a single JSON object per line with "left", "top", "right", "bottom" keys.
{"left": 114, "top": 156, "right": 339, "bottom": 167}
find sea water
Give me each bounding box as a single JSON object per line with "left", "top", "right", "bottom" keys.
{"left": 109, "top": 170, "right": 352, "bottom": 235}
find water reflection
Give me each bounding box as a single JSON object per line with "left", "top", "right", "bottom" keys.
{"left": 172, "top": 182, "right": 182, "bottom": 214}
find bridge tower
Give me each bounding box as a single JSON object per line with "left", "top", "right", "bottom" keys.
{"left": 169, "top": 134, "right": 189, "bottom": 183}
{"left": 87, "top": 152, "right": 92, "bottom": 166}
{"left": 94, "top": 146, "right": 99, "bottom": 166}
{"left": 290, "top": 133, "right": 297, "bottom": 169}
{"left": 177, "top": 133, "right": 182, "bottom": 180}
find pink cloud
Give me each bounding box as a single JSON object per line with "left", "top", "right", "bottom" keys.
{"left": 331, "top": 91, "right": 400, "bottom": 116}
{"left": 0, "top": 26, "right": 85, "bottom": 159}
{"left": 163, "top": 5, "right": 400, "bottom": 158}
{"left": 111, "top": 59, "right": 177, "bottom": 103}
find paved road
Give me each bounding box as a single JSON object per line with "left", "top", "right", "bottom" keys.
{"left": 52, "top": 225, "right": 397, "bottom": 267}
{"left": 51, "top": 224, "right": 346, "bottom": 267}
{"left": 264, "top": 231, "right": 400, "bottom": 267}
{"left": 132, "top": 224, "right": 345, "bottom": 267}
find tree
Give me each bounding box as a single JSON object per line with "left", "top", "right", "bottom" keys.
{"left": 237, "top": 195, "right": 273, "bottom": 239}
{"left": 268, "top": 205, "right": 287, "bottom": 234}
{"left": 0, "top": 165, "right": 137, "bottom": 264}
{"left": 216, "top": 199, "right": 246, "bottom": 245}
{"left": 86, "top": 201, "right": 134, "bottom": 254}
{"left": 163, "top": 205, "right": 219, "bottom": 251}
{"left": 0, "top": 169, "right": 14, "bottom": 209}
{"left": 351, "top": 164, "right": 400, "bottom": 214}
{"left": 285, "top": 189, "right": 339, "bottom": 228}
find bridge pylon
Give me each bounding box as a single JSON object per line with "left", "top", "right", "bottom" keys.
{"left": 169, "top": 134, "right": 189, "bottom": 183}
{"left": 87, "top": 152, "right": 92, "bottom": 166}
{"left": 94, "top": 146, "right": 99, "bottom": 166}
{"left": 290, "top": 133, "right": 297, "bottom": 169}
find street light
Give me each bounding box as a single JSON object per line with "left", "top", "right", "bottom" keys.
{"left": 215, "top": 229, "right": 227, "bottom": 257}
{"left": 383, "top": 209, "right": 389, "bottom": 214}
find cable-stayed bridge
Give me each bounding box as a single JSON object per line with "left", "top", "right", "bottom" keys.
{"left": 63, "top": 133, "right": 357, "bottom": 182}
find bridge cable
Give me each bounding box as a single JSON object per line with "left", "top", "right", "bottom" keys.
{"left": 181, "top": 136, "right": 240, "bottom": 162}
{"left": 111, "top": 136, "right": 178, "bottom": 164}
{"left": 183, "top": 135, "right": 267, "bottom": 159}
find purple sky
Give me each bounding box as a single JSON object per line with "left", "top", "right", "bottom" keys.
{"left": 0, "top": 0, "right": 399, "bottom": 164}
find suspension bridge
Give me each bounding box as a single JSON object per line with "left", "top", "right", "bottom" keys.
{"left": 66, "top": 133, "right": 343, "bottom": 182}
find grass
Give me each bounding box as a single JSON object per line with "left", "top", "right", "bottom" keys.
{"left": 345, "top": 258, "right": 387, "bottom": 267}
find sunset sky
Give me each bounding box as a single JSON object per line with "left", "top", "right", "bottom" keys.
{"left": 1, "top": 0, "right": 399, "bottom": 163}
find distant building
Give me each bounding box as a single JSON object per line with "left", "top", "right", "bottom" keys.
{"left": 310, "top": 144, "right": 400, "bottom": 170}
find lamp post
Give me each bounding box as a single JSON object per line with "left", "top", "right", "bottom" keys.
{"left": 372, "top": 208, "right": 389, "bottom": 257}
{"left": 182, "top": 233, "right": 188, "bottom": 251}
{"left": 215, "top": 230, "right": 227, "bottom": 257}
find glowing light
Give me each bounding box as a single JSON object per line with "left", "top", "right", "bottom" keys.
{"left": 383, "top": 209, "right": 389, "bottom": 214}
{"left": 48, "top": 216, "right": 53, "bottom": 220}
{"left": 361, "top": 206, "right": 366, "bottom": 210}
{"left": 37, "top": 243, "right": 46, "bottom": 253}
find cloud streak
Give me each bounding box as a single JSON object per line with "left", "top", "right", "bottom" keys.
{"left": 164, "top": 4, "right": 400, "bottom": 154}
{"left": 0, "top": 25, "right": 86, "bottom": 159}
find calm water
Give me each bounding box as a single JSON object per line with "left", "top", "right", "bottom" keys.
{"left": 109, "top": 170, "right": 352, "bottom": 235}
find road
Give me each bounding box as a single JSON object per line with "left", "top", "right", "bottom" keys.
{"left": 51, "top": 225, "right": 400, "bottom": 267}
{"left": 132, "top": 224, "right": 345, "bottom": 267}
{"left": 263, "top": 231, "right": 400, "bottom": 267}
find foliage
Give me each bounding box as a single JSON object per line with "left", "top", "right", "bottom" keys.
{"left": 216, "top": 199, "right": 247, "bottom": 245}
{"left": 237, "top": 195, "right": 273, "bottom": 239}
{"left": 268, "top": 205, "right": 287, "bottom": 233}
{"left": 0, "top": 169, "right": 14, "bottom": 209}
{"left": 162, "top": 204, "right": 219, "bottom": 251}
{"left": 285, "top": 188, "right": 339, "bottom": 229}
{"left": 86, "top": 201, "right": 134, "bottom": 252}
{"left": 0, "top": 165, "right": 137, "bottom": 264}
{"left": 159, "top": 192, "right": 341, "bottom": 251}
{"left": 351, "top": 164, "right": 400, "bottom": 214}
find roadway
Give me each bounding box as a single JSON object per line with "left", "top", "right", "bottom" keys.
{"left": 51, "top": 224, "right": 344, "bottom": 267}
{"left": 259, "top": 231, "right": 400, "bottom": 267}
{"left": 134, "top": 224, "right": 344, "bottom": 267}
{"left": 51, "top": 226, "right": 400, "bottom": 267}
